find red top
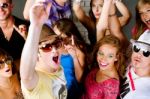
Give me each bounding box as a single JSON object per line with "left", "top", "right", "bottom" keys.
{"left": 82, "top": 68, "right": 120, "bottom": 99}
{"left": 131, "top": 25, "right": 148, "bottom": 39}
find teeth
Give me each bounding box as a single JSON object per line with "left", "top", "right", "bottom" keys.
{"left": 145, "top": 19, "right": 150, "bottom": 23}
{"left": 100, "top": 62, "right": 107, "bottom": 66}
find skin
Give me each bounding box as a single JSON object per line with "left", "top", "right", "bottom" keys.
{"left": 138, "top": 3, "right": 150, "bottom": 29}
{"left": 96, "top": 43, "right": 119, "bottom": 83}
{"left": 97, "top": 44, "right": 118, "bottom": 71}
{"left": 0, "top": 58, "right": 21, "bottom": 99}
{"left": 131, "top": 45, "right": 150, "bottom": 77}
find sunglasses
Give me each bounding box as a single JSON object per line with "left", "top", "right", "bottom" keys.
{"left": 0, "top": 57, "right": 12, "bottom": 69}
{"left": 133, "top": 45, "right": 150, "bottom": 57}
{"left": 0, "top": 3, "right": 9, "bottom": 9}
{"left": 40, "top": 42, "right": 62, "bottom": 52}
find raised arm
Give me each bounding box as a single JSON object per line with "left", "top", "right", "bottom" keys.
{"left": 109, "top": 2, "right": 129, "bottom": 48}
{"left": 114, "top": 0, "right": 131, "bottom": 26}
{"left": 23, "top": 0, "right": 35, "bottom": 20}
{"left": 96, "top": 0, "right": 113, "bottom": 41}
{"left": 20, "top": 2, "right": 51, "bottom": 90}
{"left": 73, "top": 0, "right": 93, "bottom": 28}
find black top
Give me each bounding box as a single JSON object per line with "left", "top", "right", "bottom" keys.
{"left": 0, "top": 16, "right": 29, "bottom": 60}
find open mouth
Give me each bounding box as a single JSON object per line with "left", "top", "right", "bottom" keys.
{"left": 145, "top": 19, "right": 150, "bottom": 24}
{"left": 5, "top": 69, "right": 10, "bottom": 72}
{"left": 52, "top": 56, "right": 59, "bottom": 64}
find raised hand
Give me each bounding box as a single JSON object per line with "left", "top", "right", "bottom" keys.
{"left": 74, "top": 0, "right": 82, "bottom": 3}
{"left": 29, "top": 1, "right": 51, "bottom": 25}
{"left": 13, "top": 24, "right": 27, "bottom": 40}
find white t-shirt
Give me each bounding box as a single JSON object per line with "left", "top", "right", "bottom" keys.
{"left": 120, "top": 67, "right": 150, "bottom": 99}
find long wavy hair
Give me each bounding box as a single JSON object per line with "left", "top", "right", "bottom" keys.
{"left": 134, "top": 0, "right": 150, "bottom": 39}
{"left": 91, "top": 35, "right": 126, "bottom": 77}
{"left": 89, "top": 0, "right": 96, "bottom": 23}
{"left": 0, "top": 48, "right": 16, "bottom": 75}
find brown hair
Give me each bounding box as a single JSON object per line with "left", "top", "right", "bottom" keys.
{"left": 134, "top": 0, "right": 150, "bottom": 39}
{"left": 0, "top": 48, "right": 16, "bottom": 74}
{"left": 91, "top": 35, "right": 126, "bottom": 77}
{"left": 53, "top": 18, "right": 84, "bottom": 42}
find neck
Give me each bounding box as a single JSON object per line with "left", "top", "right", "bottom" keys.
{"left": 99, "top": 66, "right": 119, "bottom": 79}
{"left": 37, "top": 61, "right": 60, "bottom": 73}
{"left": 134, "top": 67, "right": 150, "bottom": 77}
{"left": 0, "top": 76, "right": 12, "bottom": 89}
{"left": 55, "top": 0, "right": 65, "bottom": 6}
{"left": 0, "top": 16, "right": 14, "bottom": 29}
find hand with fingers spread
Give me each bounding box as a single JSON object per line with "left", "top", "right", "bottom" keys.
{"left": 29, "top": 2, "right": 52, "bottom": 25}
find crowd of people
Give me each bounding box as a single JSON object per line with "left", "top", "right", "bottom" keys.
{"left": 0, "top": 0, "right": 150, "bottom": 99}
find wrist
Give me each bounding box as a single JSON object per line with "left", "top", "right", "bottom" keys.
{"left": 74, "top": 0, "right": 81, "bottom": 4}
{"left": 109, "top": 13, "right": 116, "bottom": 17}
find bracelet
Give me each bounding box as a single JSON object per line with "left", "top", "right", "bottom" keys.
{"left": 109, "top": 13, "right": 116, "bottom": 17}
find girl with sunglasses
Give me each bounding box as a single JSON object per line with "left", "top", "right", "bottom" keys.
{"left": 120, "top": 29, "right": 150, "bottom": 99}
{"left": 20, "top": 2, "right": 67, "bottom": 99}
{"left": 0, "top": 48, "right": 23, "bottom": 99}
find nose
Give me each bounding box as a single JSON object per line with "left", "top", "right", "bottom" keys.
{"left": 51, "top": 47, "right": 57, "bottom": 53}
{"left": 142, "top": 12, "right": 149, "bottom": 19}
{"left": 96, "top": 6, "right": 99, "bottom": 12}
{"left": 4, "top": 63, "right": 9, "bottom": 68}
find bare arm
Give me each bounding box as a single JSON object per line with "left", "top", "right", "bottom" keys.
{"left": 96, "top": 0, "right": 113, "bottom": 41}
{"left": 109, "top": 2, "right": 129, "bottom": 47}
{"left": 65, "top": 36, "right": 85, "bottom": 82}
{"left": 114, "top": 0, "right": 131, "bottom": 26}
{"left": 23, "top": 0, "right": 35, "bottom": 20}
{"left": 20, "top": 2, "right": 51, "bottom": 90}
{"left": 73, "top": 1, "right": 93, "bottom": 29}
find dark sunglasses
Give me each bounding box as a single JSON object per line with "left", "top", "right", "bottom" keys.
{"left": 133, "top": 45, "right": 150, "bottom": 57}
{"left": 0, "top": 3, "right": 9, "bottom": 9}
{"left": 40, "top": 42, "right": 62, "bottom": 52}
{"left": 0, "top": 57, "right": 13, "bottom": 69}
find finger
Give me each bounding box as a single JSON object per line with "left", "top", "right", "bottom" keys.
{"left": 71, "top": 35, "right": 75, "bottom": 46}
{"left": 13, "top": 25, "right": 20, "bottom": 33}
{"left": 45, "top": 2, "right": 52, "bottom": 16}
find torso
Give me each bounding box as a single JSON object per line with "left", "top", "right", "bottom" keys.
{"left": 0, "top": 75, "right": 23, "bottom": 99}
{"left": 82, "top": 68, "right": 120, "bottom": 99}
{"left": 0, "top": 16, "right": 29, "bottom": 60}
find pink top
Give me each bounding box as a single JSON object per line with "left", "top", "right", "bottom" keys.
{"left": 82, "top": 68, "right": 120, "bottom": 99}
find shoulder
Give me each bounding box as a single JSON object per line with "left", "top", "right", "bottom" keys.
{"left": 13, "top": 16, "right": 30, "bottom": 27}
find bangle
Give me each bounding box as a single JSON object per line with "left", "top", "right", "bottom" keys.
{"left": 109, "top": 13, "right": 116, "bottom": 17}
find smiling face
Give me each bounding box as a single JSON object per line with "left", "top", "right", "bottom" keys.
{"left": 0, "top": 0, "right": 13, "bottom": 21}
{"left": 97, "top": 44, "right": 118, "bottom": 70}
{"left": 138, "top": 3, "right": 150, "bottom": 29}
{"left": 91, "top": 0, "right": 103, "bottom": 20}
